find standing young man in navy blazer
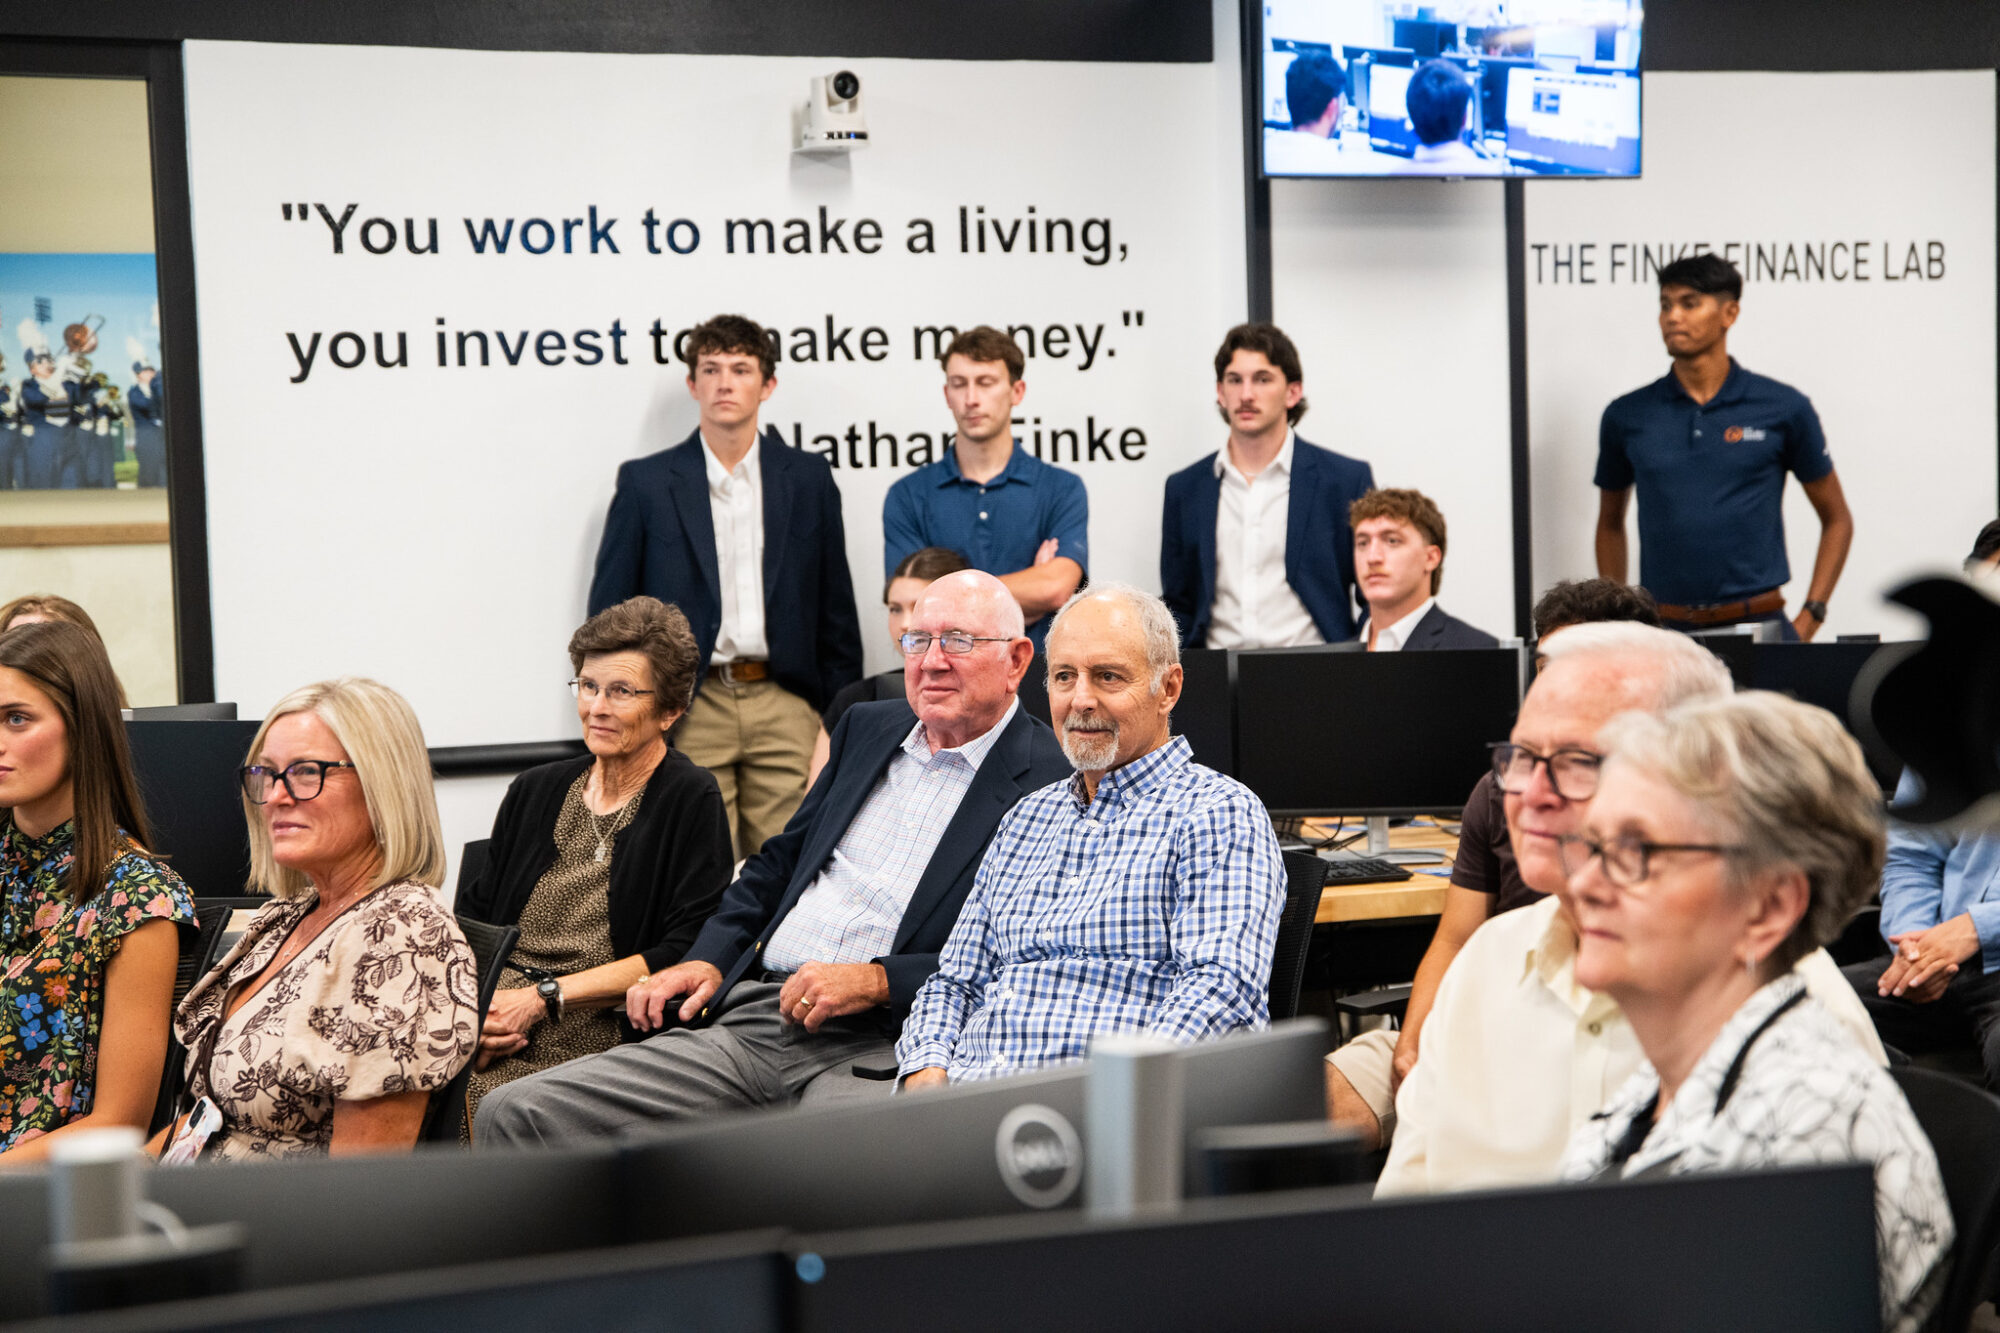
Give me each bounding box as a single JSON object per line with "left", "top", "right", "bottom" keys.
{"left": 1160, "top": 323, "right": 1375, "bottom": 649}
{"left": 589, "top": 314, "right": 863, "bottom": 859}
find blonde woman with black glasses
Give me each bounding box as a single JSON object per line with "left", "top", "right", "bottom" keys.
{"left": 162, "top": 678, "right": 477, "bottom": 1161}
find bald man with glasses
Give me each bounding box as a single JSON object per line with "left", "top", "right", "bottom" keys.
{"left": 478, "top": 572, "right": 1071, "bottom": 1142}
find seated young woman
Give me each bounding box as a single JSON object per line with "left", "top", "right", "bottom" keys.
{"left": 0, "top": 620, "right": 194, "bottom": 1161}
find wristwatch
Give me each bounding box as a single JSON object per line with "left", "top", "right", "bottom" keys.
{"left": 520, "top": 966, "right": 563, "bottom": 1024}
{"left": 1802, "top": 600, "right": 1828, "bottom": 623}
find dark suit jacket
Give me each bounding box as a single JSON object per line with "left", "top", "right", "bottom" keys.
{"left": 587, "top": 428, "right": 863, "bottom": 711}
{"left": 1159, "top": 436, "right": 1376, "bottom": 649}
{"left": 455, "top": 751, "right": 733, "bottom": 974}
{"left": 1395, "top": 603, "right": 1501, "bottom": 651}
{"left": 684, "top": 698, "right": 1072, "bottom": 1027}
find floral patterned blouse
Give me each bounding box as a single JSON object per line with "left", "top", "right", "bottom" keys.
{"left": 173, "top": 880, "right": 477, "bottom": 1161}
{"left": 0, "top": 816, "right": 196, "bottom": 1153}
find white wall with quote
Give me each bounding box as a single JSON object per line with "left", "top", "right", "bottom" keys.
{"left": 182, "top": 39, "right": 1240, "bottom": 752}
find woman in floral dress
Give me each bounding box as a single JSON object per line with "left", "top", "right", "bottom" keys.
{"left": 0, "top": 619, "right": 194, "bottom": 1161}
{"left": 166, "top": 677, "right": 477, "bottom": 1160}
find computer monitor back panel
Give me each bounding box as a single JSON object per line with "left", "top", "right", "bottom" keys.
{"left": 126, "top": 720, "right": 261, "bottom": 897}
{"left": 1234, "top": 647, "right": 1523, "bottom": 816}
{"left": 620, "top": 1020, "right": 1328, "bottom": 1240}
{"left": 1172, "top": 648, "right": 1234, "bottom": 775}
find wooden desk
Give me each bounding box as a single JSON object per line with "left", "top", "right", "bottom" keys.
{"left": 1303, "top": 819, "right": 1460, "bottom": 925}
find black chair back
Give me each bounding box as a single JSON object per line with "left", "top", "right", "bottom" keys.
{"left": 1891, "top": 1066, "right": 2000, "bottom": 1331}
{"left": 1269, "top": 852, "right": 1329, "bottom": 1022}
{"left": 421, "top": 914, "right": 519, "bottom": 1144}
{"left": 149, "top": 900, "right": 253, "bottom": 1134}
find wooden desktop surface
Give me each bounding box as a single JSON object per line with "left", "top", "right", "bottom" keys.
{"left": 1303, "top": 819, "right": 1459, "bottom": 924}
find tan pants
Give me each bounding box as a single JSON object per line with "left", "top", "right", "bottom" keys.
{"left": 1326, "top": 1027, "right": 1400, "bottom": 1140}
{"left": 675, "top": 674, "right": 820, "bottom": 860}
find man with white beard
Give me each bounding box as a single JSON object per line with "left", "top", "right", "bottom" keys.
{"left": 898, "top": 584, "right": 1286, "bottom": 1087}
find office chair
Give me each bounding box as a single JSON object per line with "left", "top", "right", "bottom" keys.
{"left": 1270, "top": 852, "right": 1330, "bottom": 1022}
{"left": 149, "top": 901, "right": 247, "bottom": 1134}
{"left": 422, "top": 915, "right": 520, "bottom": 1144}
{"left": 1891, "top": 1067, "right": 2000, "bottom": 1331}
{"left": 459, "top": 838, "right": 494, "bottom": 902}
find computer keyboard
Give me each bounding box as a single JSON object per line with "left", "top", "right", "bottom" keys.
{"left": 1317, "top": 854, "right": 1413, "bottom": 885}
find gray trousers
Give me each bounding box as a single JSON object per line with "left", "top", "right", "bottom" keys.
{"left": 475, "top": 983, "right": 897, "bottom": 1147}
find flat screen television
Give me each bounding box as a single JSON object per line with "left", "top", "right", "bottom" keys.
{"left": 1260, "top": 2, "right": 1642, "bottom": 179}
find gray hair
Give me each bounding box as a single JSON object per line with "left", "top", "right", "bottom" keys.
{"left": 1046, "top": 582, "right": 1181, "bottom": 689}
{"left": 1537, "top": 620, "right": 1734, "bottom": 710}
{"left": 1597, "top": 690, "right": 1885, "bottom": 973}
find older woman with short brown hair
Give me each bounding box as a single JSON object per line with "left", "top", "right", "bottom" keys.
{"left": 456, "top": 597, "right": 732, "bottom": 1132}
{"left": 1558, "top": 691, "right": 1951, "bottom": 1333}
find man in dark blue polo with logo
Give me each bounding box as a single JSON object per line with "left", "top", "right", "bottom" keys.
{"left": 882, "top": 326, "right": 1087, "bottom": 651}
{"left": 1594, "top": 254, "right": 1854, "bottom": 641}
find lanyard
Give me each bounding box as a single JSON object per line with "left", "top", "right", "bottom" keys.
{"left": 1604, "top": 988, "right": 1808, "bottom": 1177}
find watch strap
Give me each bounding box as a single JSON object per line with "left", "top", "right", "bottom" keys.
{"left": 1802, "top": 599, "right": 1828, "bottom": 622}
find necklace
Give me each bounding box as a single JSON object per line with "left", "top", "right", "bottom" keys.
{"left": 585, "top": 767, "right": 640, "bottom": 863}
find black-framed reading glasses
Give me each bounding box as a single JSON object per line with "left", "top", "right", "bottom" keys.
{"left": 239, "top": 760, "right": 358, "bottom": 804}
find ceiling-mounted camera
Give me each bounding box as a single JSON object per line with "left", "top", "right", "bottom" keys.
{"left": 796, "top": 70, "right": 869, "bottom": 153}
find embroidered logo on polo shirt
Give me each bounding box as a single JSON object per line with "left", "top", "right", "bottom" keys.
{"left": 1723, "top": 426, "right": 1768, "bottom": 444}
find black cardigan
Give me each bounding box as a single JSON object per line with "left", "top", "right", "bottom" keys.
{"left": 455, "top": 750, "right": 732, "bottom": 973}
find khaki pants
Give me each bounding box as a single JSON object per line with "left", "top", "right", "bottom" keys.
{"left": 675, "top": 674, "right": 820, "bottom": 860}
{"left": 1326, "top": 1027, "right": 1400, "bottom": 1139}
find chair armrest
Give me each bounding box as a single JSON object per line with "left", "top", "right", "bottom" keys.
{"left": 1334, "top": 985, "right": 1412, "bottom": 1020}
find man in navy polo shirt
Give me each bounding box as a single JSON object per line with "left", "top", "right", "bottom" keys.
{"left": 1593, "top": 254, "right": 1854, "bottom": 641}
{"left": 882, "top": 326, "right": 1087, "bottom": 650}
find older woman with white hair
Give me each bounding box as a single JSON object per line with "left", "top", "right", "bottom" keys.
{"left": 1559, "top": 691, "right": 1951, "bottom": 1333}
{"left": 162, "top": 678, "right": 478, "bottom": 1161}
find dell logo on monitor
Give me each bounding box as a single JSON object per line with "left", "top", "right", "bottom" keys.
{"left": 995, "top": 1103, "right": 1082, "bottom": 1209}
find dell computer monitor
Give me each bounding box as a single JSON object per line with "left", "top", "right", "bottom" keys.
{"left": 1261, "top": 1, "right": 1642, "bottom": 179}
{"left": 1234, "top": 646, "right": 1524, "bottom": 817}
{"left": 618, "top": 1020, "right": 1331, "bottom": 1240}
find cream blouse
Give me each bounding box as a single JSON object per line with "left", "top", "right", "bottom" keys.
{"left": 173, "top": 880, "right": 478, "bottom": 1161}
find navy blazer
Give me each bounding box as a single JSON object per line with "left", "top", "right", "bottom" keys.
{"left": 587, "top": 428, "right": 863, "bottom": 711}
{"left": 684, "top": 698, "right": 1072, "bottom": 1026}
{"left": 1159, "top": 436, "right": 1376, "bottom": 649}
{"left": 1395, "top": 603, "right": 1501, "bottom": 651}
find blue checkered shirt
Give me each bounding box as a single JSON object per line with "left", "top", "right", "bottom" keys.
{"left": 764, "top": 700, "right": 1016, "bottom": 972}
{"left": 895, "top": 735, "right": 1284, "bottom": 1083}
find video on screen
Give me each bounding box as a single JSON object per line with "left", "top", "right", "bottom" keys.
{"left": 1260, "top": 2, "right": 1642, "bottom": 179}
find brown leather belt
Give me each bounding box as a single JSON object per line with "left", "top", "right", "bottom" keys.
{"left": 1654, "top": 589, "right": 1785, "bottom": 625}
{"left": 713, "top": 659, "right": 770, "bottom": 686}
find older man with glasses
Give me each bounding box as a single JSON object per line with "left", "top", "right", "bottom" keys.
{"left": 1374, "top": 621, "right": 1884, "bottom": 1196}
{"left": 477, "top": 571, "right": 1071, "bottom": 1142}
{"left": 897, "top": 584, "right": 1285, "bottom": 1089}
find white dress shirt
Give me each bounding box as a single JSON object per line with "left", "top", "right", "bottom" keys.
{"left": 1205, "top": 432, "right": 1324, "bottom": 650}
{"left": 702, "top": 433, "right": 768, "bottom": 664}
{"left": 1376, "top": 893, "right": 1886, "bottom": 1197}
{"left": 764, "top": 699, "right": 1016, "bottom": 972}
{"left": 1363, "top": 597, "right": 1436, "bottom": 653}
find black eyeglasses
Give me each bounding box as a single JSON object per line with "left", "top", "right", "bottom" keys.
{"left": 240, "top": 760, "right": 357, "bottom": 804}
{"left": 898, "top": 631, "right": 1013, "bottom": 656}
{"left": 1489, "top": 742, "right": 1605, "bottom": 802}
{"left": 1556, "top": 833, "right": 1748, "bottom": 888}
